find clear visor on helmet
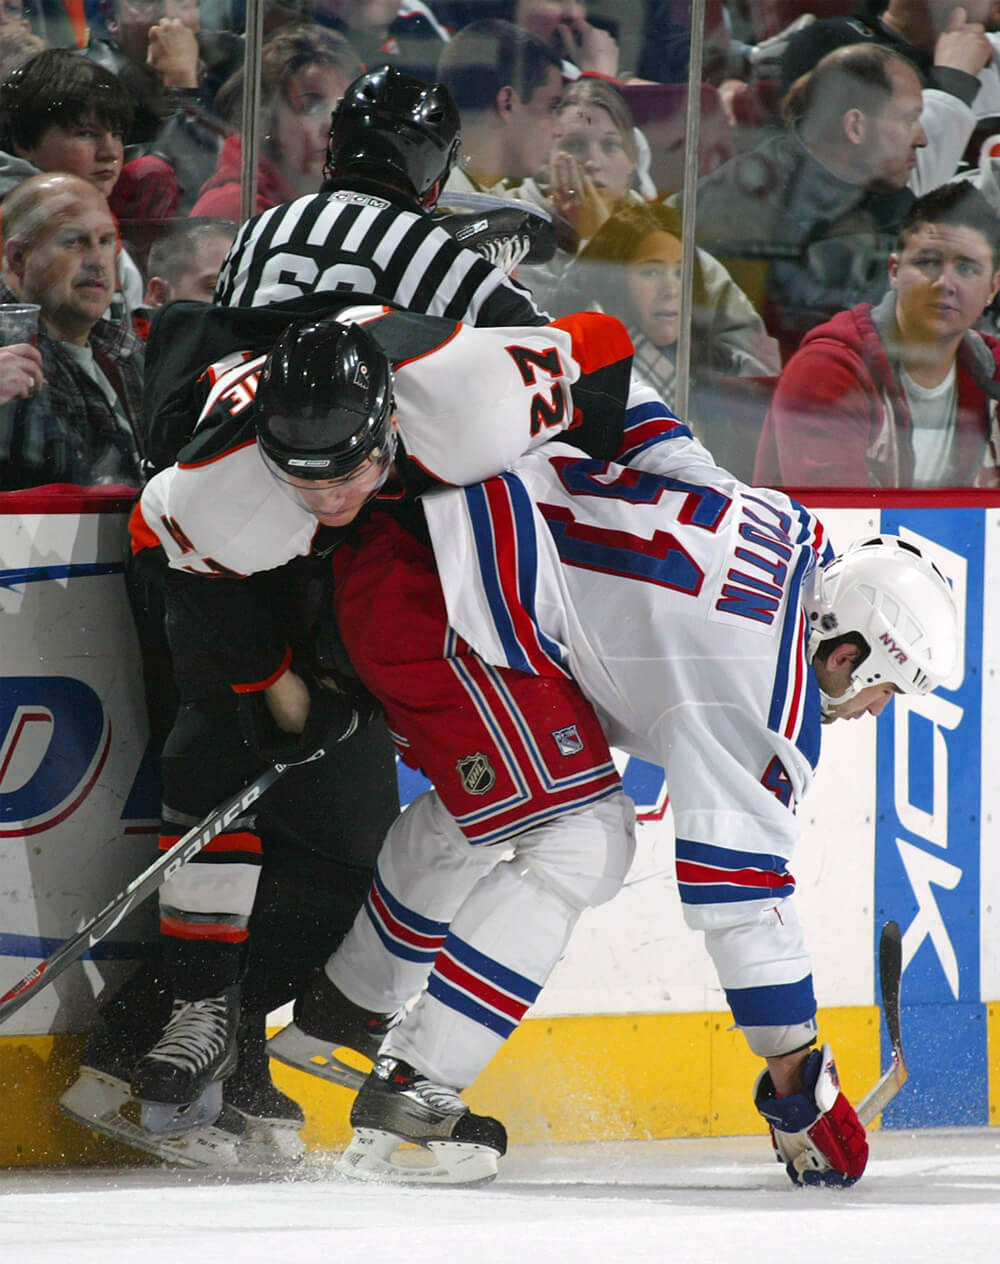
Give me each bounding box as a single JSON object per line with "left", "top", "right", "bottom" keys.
{"left": 260, "top": 436, "right": 395, "bottom": 520}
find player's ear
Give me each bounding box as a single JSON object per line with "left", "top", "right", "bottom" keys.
{"left": 829, "top": 642, "right": 862, "bottom": 671}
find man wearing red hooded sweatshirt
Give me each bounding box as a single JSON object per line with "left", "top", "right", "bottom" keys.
{"left": 755, "top": 181, "right": 1000, "bottom": 489}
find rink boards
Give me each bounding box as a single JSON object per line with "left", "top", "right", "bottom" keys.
{"left": 0, "top": 489, "right": 997, "bottom": 1164}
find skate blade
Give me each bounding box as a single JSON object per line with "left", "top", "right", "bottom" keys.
{"left": 137, "top": 1080, "right": 224, "bottom": 1136}
{"left": 59, "top": 1069, "right": 240, "bottom": 1168}
{"left": 231, "top": 1111, "right": 307, "bottom": 1163}
{"left": 335, "top": 1127, "right": 500, "bottom": 1186}
{"left": 267, "top": 1023, "right": 368, "bottom": 1091}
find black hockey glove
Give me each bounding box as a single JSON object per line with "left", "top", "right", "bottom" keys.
{"left": 435, "top": 204, "right": 558, "bottom": 269}
{"left": 237, "top": 672, "right": 382, "bottom": 766}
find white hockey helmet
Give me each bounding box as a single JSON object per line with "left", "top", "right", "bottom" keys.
{"left": 804, "top": 534, "right": 959, "bottom": 711}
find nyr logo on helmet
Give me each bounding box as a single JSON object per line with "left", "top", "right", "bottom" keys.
{"left": 879, "top": 631, "right": 909, "bottom": 664}
{"left": 0, "top": 677, "right": 109, "bottom": 837}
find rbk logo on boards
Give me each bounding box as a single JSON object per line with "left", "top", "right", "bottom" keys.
{"left": 0, "top": 676, "right": 110, "bottom": 836}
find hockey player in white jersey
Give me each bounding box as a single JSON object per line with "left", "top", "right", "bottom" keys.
{"left": 270, "top": 414, "right": 960, "bottom": 1188}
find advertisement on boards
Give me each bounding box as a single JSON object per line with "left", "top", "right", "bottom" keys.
{"left": 0, "top": 499, "right": 159, "bottom": 1036}
{"left": 875, "top": 508, "right": 987, "bottom": 1128}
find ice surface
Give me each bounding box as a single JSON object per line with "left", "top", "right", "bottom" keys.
{"left": 2, "top": 1129, "right": 999, "bottom": 1264}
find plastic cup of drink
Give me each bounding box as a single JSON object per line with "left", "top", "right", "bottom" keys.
{"left": 0, "top": 303, "right": 40, "bottom": 346}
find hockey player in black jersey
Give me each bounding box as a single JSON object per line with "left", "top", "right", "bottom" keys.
{"left": 214, "top": 64, "right": 552, "bottom": 328}
{"left": 60, "top": 277, "right": 629, "bottom": 1166}
{"left": 57, "top": 66, "right": 563, "bottom": 1169}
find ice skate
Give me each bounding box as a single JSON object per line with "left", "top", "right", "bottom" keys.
{"left": 222, "top": 1011, "right": 306, "bottom": 1163}
{"left": 130, "top": 987, "right": 239, "bottom": 1136}
{"left": 59, "top": 1062, "right": 247, "bottom": 1167}
{"left": 267, "top": 969, "right": 399, "bottom": 1091}
{"left": 61, "top": 1004, "right": 305, "bottom": 1167}
{"left": 336, "top": 1056, "right": 507, "bottom": 1186}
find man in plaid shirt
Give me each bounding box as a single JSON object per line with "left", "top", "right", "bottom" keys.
{"left": 0, "top": 173, "right": 143, "bottom": 490}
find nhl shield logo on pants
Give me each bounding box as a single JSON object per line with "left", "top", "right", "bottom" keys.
{"left": 456, "top": 752, "right": 496, "bottom": 795}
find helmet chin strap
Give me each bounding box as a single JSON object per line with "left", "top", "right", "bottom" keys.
{"left": 818, "top": 678, "right": 863, "bottom": 721}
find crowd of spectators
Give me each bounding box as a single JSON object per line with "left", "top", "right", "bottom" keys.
{"left": 0, "top": 0, "right": 994, "bottom": 491}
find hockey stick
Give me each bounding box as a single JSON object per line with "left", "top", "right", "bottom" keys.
{"left": 788, "top": 920, "right": 906, "bottom": 1182}
{"left": 856, "top": 919, "right": 907, "bottom": 1127}
{"left": 0, "top": 754, "right": 316, "bottom": 1025}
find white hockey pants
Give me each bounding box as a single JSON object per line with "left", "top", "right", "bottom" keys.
{"left": 327, "top": 787, "right": 636, "bottom": 1088}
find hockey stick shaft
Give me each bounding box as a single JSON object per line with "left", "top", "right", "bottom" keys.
{"left": 857, "top": 919, "right": 907, "bottom": 1126}
{"left": 0, "top": 756, "right": 305, "bottom": 1024}
{"left": 856, "top": 1050, "right": 906, "bottom": 1127}
{"left": 791, "top": 921, "right": 906, "bottom": 1179}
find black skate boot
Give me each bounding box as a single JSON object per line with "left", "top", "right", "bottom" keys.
{"left": 223, "top": 1009, "right": 306, "bottom": 1163}
{"left": 131, "top": 986, "right": 240, "bottom": 1136}
{"left": 337, "top": 1055, "right": 507, "bottom": 1186}
{"left": 61, "top": 967, "right": 170, "bottom": 1129}
{"left": 61, "top": 974, "right": 300, "bottom": 1168}
{"left": 267, "top": 969, "right": 398, "bottom": 1091}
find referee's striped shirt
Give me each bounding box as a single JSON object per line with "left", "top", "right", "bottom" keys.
{"left": 215, "top": 185, "right": 549, "bottom": 327}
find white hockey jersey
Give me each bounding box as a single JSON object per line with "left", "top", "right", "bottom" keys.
{"left": 134, "top": 305, "right": 628, "bottom": 577}
{"left": 422, "top": 426, "right": 836, "bottom": 1049}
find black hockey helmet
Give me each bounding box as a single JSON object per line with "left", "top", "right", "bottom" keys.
{"left": 324, "top": 65, "right": 462, "bottom": 205}
{"left": 256, "top": 319, "right": 397, "bottom": 486}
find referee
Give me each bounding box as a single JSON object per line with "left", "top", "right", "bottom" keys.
{"left": 215, "top": 65, "right": 549, "bottom": 327}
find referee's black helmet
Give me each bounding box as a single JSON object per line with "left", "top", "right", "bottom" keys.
{"left": 324, "top": 65, "right": 462, "bottom": 206}
{"left": 256, "top": 319, "right": 396, "bottom": 483}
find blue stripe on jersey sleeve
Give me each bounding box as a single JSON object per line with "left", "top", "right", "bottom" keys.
{"left": 675, "top": 838, "right": 790, "bottom": 873}
{"left": 625, "top": 399, "right": 688, "bottom": 431}
{"left": 725, "top": 975, "right": 817, "bottom": 1029}
{"left": 766, "top": 545, "right": 814, "bottom": 752}
{"left": 618, "top": 405, "right": 693, "bottom": 463}
{"left": 789, "top": 496, "right": 836, "bottom": 567}
{"left": 797, "top": 675, "right": 822, "bottom": 769}
{"left": 465, "top": 481, "right": 534, "bottom": 675}
{"left": 464, "top": 478, "right": 568, "bottom": 675}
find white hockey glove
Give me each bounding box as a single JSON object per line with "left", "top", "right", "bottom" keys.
{"left": 754, "top": 1044, "right": 869, "bottom": 1188}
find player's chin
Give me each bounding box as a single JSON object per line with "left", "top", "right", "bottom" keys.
{"left": 314, "top": 508, "right": 359, "bottom": 527}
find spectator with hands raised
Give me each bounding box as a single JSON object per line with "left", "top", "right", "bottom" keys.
{"left": 518, "top": 77, "right": 654, "bottom": 310}
{"left": 507, "top": 0, "right": 620, "bottom": 79}
{"left": 780, "top": 0, "right": 1000, "bottom": 193}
